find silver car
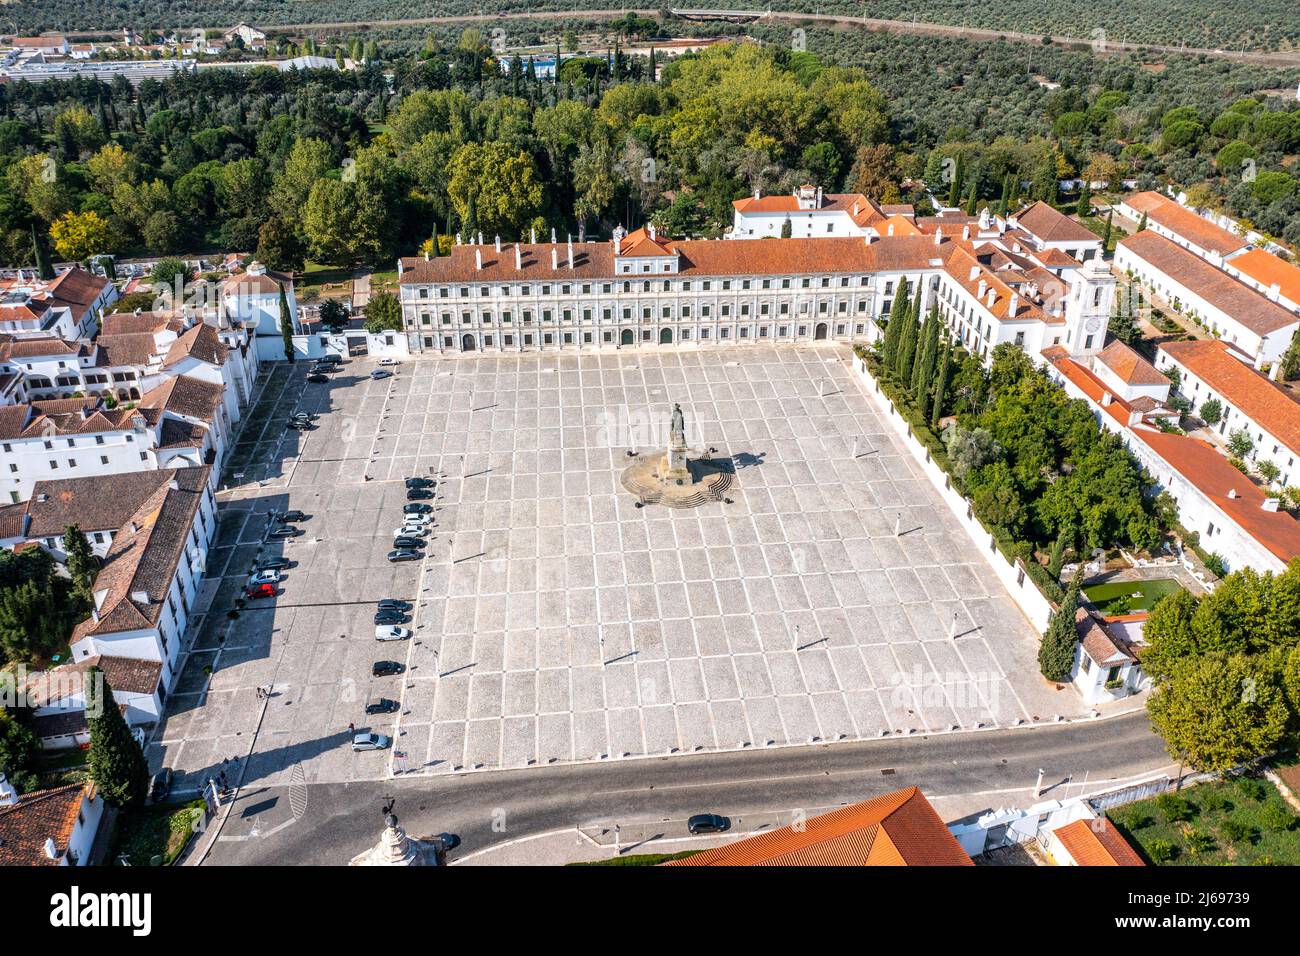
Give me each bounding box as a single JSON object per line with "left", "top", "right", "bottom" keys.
{"left": 375, "top": 625, "right": 411, "bottom": 641}
{"left": 352, "top": 732, "right": 391, "bottom": 752}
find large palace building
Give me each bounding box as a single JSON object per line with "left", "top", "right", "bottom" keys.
{"left": 397, "top": 192, "right": 1114, "bottom": 365}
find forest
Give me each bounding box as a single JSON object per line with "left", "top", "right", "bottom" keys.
{"left": 1, "top": 21, "right": 1297, "bottom": 273}
{"left": 4, "top": 1, "right": 1300, "bottom": 54}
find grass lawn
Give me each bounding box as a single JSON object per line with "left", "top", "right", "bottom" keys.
{"left": 568, "top": 850, "right": 702, "bottom": 866}
{"left": 1108, "top": 777, "right": 1300, "bottom": 865}
{"left": 111, "top": 799, "right": 205, "bottom": 867}
{"left": 1082, "top": 578, "right": 1183, "bottom": 614}
{"left": 370, "top": 269, "right": 399, "bottom": 294}
{"left": 299, "top": 261, "right": 354, "bottom": 301}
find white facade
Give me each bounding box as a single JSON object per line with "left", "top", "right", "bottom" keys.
{"left": 1, "top": 410, "right": 157, "bottom": 504}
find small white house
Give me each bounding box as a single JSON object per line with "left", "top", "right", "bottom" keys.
{"left": 1069, "top": 609, "right": 1148, "bottom": 706}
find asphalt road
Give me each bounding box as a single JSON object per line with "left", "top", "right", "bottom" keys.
{"left": 204, "top": 709, "right": 1170, "bottom": 865}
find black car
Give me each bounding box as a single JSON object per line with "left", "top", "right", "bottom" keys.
{"left": 392, "top": 536, "right": 424, "bottom": 550}
{"left": 268, "top": 526, "right": 302, "bottom": 538}
{"left": 149, "top": 767, "right": 173, "bottom": 803}
{"left": 402, "top": 503, "right": 433, "bottom": 515}
{"left": 276, "top": 510, "right": 308, "bottom": 522}
{"left": 319, "top": 354, "right": 343, "bottom": 366}
{"left": 372, "top": 661, "right": 404, "bottom": 677}
{"left": 256, "top": 557, "right": 292, "bottom": 571}
{"left": 365, "top": 697, "right": 400, "bottom": 715}
{"left": 307, "top": 373, "right": 329, "bottom": 384}
{"left": 404, "top": 477, "right": 435, "bottom": 489}
{"left": 687, "top": 813, "right": 731, "bottom": 835}
{"left": 374, "top": 609, "right": 407, "bottom": 625}
{"left": 377, "top": 599, "right": 412, "bottom": 612}
{"left": 387, "top": 549, "right": 423, "bottom": 562}
{"left": 309, "top": 362, "right": 334, "bottom": 372}
{"left": 406, "top": 488, "right": 434, "bottom": 501}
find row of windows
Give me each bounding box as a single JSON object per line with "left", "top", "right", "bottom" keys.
{"left": 2, "top": 433, "right": 129, "bottom": 453}
{"left": 422, "top": 322, "right": 867, "bottom": 350}
{"left": 408, "top": 298, "right": 869, "bottom": 327}
{"left": 409, "top": 273, "right": 879, "bottom": 300}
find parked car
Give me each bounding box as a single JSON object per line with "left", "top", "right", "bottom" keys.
{"left": 365, "top": 697, "right": 399, "bottom": 715}
{"left": 404, "top": 477, "right": 434, "bottom": 489}
{"left": 256, "top": 557, "right": 292, "bottom": 571}
{"left": 375, "top": 625, "right": 411, "bottom": 641}
{"left": 306, "top": 373, "right": 329, "bottom": 384}
{"left": 387, "top": 549, "right": 423, "bottom": 562}
{"left": 687, "top": 813, "right": 731, "bottom": 835}
{"left": 247, "top": 568, "right": 280, "bottom": 587}
{"left": 309, "top": 362, "right": 334, "bottom": 372}
{"left": 372, "top": 660, "right": 404, "bottom": 677}
{"left": 392, "top": 536, "right": 424, "bottom": 550}
{"left": 402, "top": 503, "right": 433, "bottom": 515}
{"left": 267, "top": 526, "right": 301, "bottom": 539}
{"left": 377, "top": 599, "right": 412, "bottom": 612}
{"left": 406, "top": 488, "right": 434, "bottom": 501}
{"left": 275, "top": 510, "right": 308, "bottom": 522}
{"left": 286, "top": 420, "right": 312, "bottom": 431}
{"left": 289, "top": 411, "right": 317, "bottom": 421}
{"left": 244, "top": 582, "right": 276, "bottom": 600}
{"left": 319, "top": 354, "right": 343, "bottom": 366}
{"left": 149, "top": 768, "right": 173, "bottom": 804}
{"left": 352, "top": 732, "right": 391, "bottom": 752}
{"left": 393, "top": 525, "right": 428, "bottom": 538}
{"left": 374, "top": 609, "right": 407, "bottom": 625}
{"left": 370, "top": 369, "right": 392, "bottom": 380}
{"left": 378, "top": 358, "right": 400, "bottom": 367}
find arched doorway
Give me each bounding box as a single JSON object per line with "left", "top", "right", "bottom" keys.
{"left": 620, "top": 328, "right": 634, "bottom": 346}
{"left": 815, "top": 322, "right": 828, "bottom": 340}
{"left": 659, "top": 328, "right": 672, "bottom": 345}
{"left": 461, "top": 333, "right": 475, "bottom": 352}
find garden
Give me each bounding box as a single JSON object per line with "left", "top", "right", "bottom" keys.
{"left": 110, "top": 799, "right": 207, "bottom": 866}
{"left": 1108, "top": 777, "right": 1300, "bottom": 865}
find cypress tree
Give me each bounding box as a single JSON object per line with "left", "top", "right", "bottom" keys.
{"left": 86, "top": 667, "right": 149, "bottom": 807}
{"left": 1076, "top": 178, "right": 1092, "bottom": 217}
{"left": 32, "top": 224, "right": 53, "bottom": 280}
{"left": 930, "top": 337, "right": 952, "bottom": 427}
{"left": 997, "top": 174, "right": 1011, "bottom": 217}
{"left": 1101, "top": 209, "right": 1113, "bottom": 255}
{"left": 880, "top": 276, "right": 910, "bottom": 368}
{"left": 1039, "top": 570, "right": 1083, "bottom": 682}
{"left": 1136, "top": 211, "right": 1147, "bottom": 233}
{"left": 279, "top": 284, "right": 295, "bottom": 363}
{"left": 947, "top": 154, "right": 963, "bottom": 207}
{"left": 429, "top": 223, "right": 439, "bottom": 257}
{"left": 912, "top": 307, "right": 942, "bottom": 399}
{"left": 894, "top": 302, "right": 921, "bottom": 383}
{"left": 62, "top": 524, "right": 96, "bottom": 603}
{"left": 964, "top": 181, "right": 979, "bottom": 216}
{"left": 465, "top": 192, "right": 479, "bottom": 238}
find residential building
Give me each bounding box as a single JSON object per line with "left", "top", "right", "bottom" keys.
{"left": 1041, "top": 816, "right": 1144, "bottom": 866}
{"left": 22, "top": 655, "right": 166, "bottom": 744}
{"left": 0, "top": 266, "right": 117, "bottom": 340}
{"left": 219, "top": 261, "right": 299, "bottom": 361}
{"left": 1117, "top": 191, "right": 1250, "bottom": 264}
{"left": 223, "top": 23, "right": 268, "bottom": 51}
{"left": 0, "top": 778, "right": 103, "bottom": 866}
{"left": 1045, "top": 346, "right": 1300, "bottom": 573}
{"left": 1223, "top": 247, "right": 1300, "bottom": 316}
{"left": 10, "top": 36, "right": 70, "bottom": 56}
{"left": 1069, "top": 609, "right": 1148, "bottom": 705}
{"left": 397, "top": 217, "right": 1114, "bottom": 365}
{"left": 728, "top": 184, "right": 915, "bottom": 239}
{"left": 1158, "top": 338, "right": 1300, "bottom": 485}
{"left": 662, "top": 786, "right": 972, "bottom": 866}
{"left": 1115, "top": 230, "right": 1297, "bottom": 367}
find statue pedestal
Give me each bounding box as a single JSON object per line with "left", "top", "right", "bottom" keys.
{"left": 661, "top": 442, "right": 691, "bottom": 483}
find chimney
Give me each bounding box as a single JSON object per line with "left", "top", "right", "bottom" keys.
{"left": 43, "top": 838, "right": 59, "bottom": 861}
{"left": 550, "top": 227, "right": 557, "bottom": 244}
{"left": 865, "top": 232, "right": 875, "bottom": 245}
{"left": 476, "top": 231, "right": 483, "bottom": 246}
{"left": 968, "top": 266, "right": 979, "bottom": 282}
{"left": 852, "top": 201, "right": 860, "bottom": 217}
{"left": 551, "top": 248, "right": 558, "bottom": 271}
{"left": 130, "top": 588, "right": 150, "bottom": 604}
{"left": 1263, "top": 497, "right": 1281, "bottom": 512}
{"left": 475, "top": 249, "right": 483, "bottom": 271}
{"left": 753, "top": 187, "right": 760, "bottom": 201}
{"left": 134, "top": 307, "right": 142, "bottom": 316}
{"left": 530, "top": 227, "right": 537, "bottom": 244}
{"left": 977, "top": 279, "right": 988, "bottom": 299}
{"left": 816, "top": 186, "right": 823, "bottom": 207}
{"left": 648, "top": 223, "right": 656, "bottom": 241}
{"left": 1268, "top": 283, "right": 1282, "bottom": 302}
{"left": 455, "top": 233, "right": 462, "bottom": 245}
{"left": 494, "top": 235, "right": 501, "bottom": 253}
{"left": 169, "top": 477, "right": 179, "bottom": 491}
{"left": 1009, "top": 293, "right": 1019, "bottom": 315}
{"left": 515, "top": 244, "right": 522, "bottom": 270}
{"left": 1101, "top": 391, "right": 1113, "bottom": 407}
{"left": 0, "top": 774, "right": 18, "bottom": 806}
{"left": 567, "top": 237, "right": 574, "bottom": 269}
{"left": 962, "top": 226, "right": 971, "bottom": 241}
{"left": 933, "top": 227, "right": 943, "bottom": 245}
{"left": 986, "top": 288, "right": 997, "bottom": 308}
{"left": 887, "top": 223, "right": 895, "bottom": 237}
{"left": 1227, "top": 488, "right": 1239, "bottom": 499}
{"left": 423, "top": 248, "right": 429, "bottom": 262}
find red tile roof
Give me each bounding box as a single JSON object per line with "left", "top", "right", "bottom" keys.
{"left": 1052, "top": 818, "right": 1145, "bottom": 866}
{"left": 1015, "top": 201, "right": 1100, "bottom": 245}
{"left": 138, "top": 375, "right": 225, "bottom": 422}
{"left": 164, "top": 322, "right": 226, "bottom": 368}
{"left": 1228, "top": 248, "right": 1300, "bottom": 307}
{"left": 1125, "top": 191, "right": 1248, "bottom": 256}
{"left": 0, "top": 783, "right": 90, "bottom": 866}
{"left": 1160, "top": 338, "right": 1300, "bottom": 455}
{"left": 663, "top": 787, "right": 971, "bottom": 866}
{"left": 0, "top": 398, "right": 146, "bottom": 441}
{"left": 1097, "top": 339, "right": 1168, "bottom": 386}
{"left": 25, "top": 469, "right": 184, "bottom": 538}
{"left": 1119, "top": 230, "right": 1296, "bottom": 337}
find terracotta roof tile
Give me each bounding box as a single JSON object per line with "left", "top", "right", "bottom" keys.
{"left": 1119, "top": 230, "right": 1295, "bottom": 336}
{"left": 1052, "top": 818, "right": 1144, "bottom": 866}
{"left": 663, "top": 787, "right": 970, "bottom": 866}
{"left": 1228, "top": 248, "right": 1300, "bottom": 307}
{"left": 25, "top": 469, "right": 180, "bottom": 538}
{"left": 1161, "top": 338, "right": 1300, "bottom": 455}
{"left": 1015, "top": 201, "right": 1100, "bottom": 245}
{"left": 0, "top": 783, "right": 89, "bottom": 866}
{"left": 163, "top": 322, "right": 226, "bottom": 368}
{"left": 1125, "top": 192, "right": 1248, "bottom": 256}
{"left": 1097, "top": 339, "right": 1168, "bottom": 386}
{"left": 137, "top": 375, "right": 224, "bottom": 422}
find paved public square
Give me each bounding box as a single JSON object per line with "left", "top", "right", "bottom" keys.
{"left": 150, "top": 345, "right": 1084, "bottom": 792}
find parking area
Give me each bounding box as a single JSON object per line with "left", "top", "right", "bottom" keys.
{"left": 150, "top": 345, "right": 1084, "bottom": 792}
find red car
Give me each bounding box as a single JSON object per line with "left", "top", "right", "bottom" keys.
{"left": 244, "top": 582, "right": 276, "bottom": 599}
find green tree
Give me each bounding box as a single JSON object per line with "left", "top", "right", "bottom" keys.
{"left": 62, "top": 525, "right": 96, "bottom": 603}
{"left": 0, "top": 707, "right": 39, "bottom": 794}
{"left": 31, "top": 223, "right": 53, "bottom": 279}
{"left": 86, "top": 667, "right": 148, "bottom": 808}
{"left": 1075, "top": 178, "right": 1091, "bottom": 217}
{"left": 447, "top": 141, "right": 543, "bottom": 238}
{"left": 279, "top": 284, "right": 295, "bottom": 363}
{"left": 1039, "top": 570, "right": 1082, "bottom": 681}
{"left": 879, "top": 276, "right": 910, "bottom": 368}
{"left": 150, "top": 257, "right": 190, "bottom": 301}
{"left": 1227, "top": 428, "right": 1254, "bottom": 458}
{"left": 1148, "top": 653, "right": 1289, "bottom": 773}
{"left": 1199, "top": 398, "right": 1223, "bottom": 425}
{"left": 318, "top": 298, "right": 349, "bottom": 334}
{"left": 363, "top": 291, "right": 403, "bottom": 334}
{"left": 930, "top": 337, "right": 952, "bottom": 427}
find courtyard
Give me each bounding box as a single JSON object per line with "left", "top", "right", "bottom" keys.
{"left": 150, "top": 345, "right": 1086, "bottom": 792}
